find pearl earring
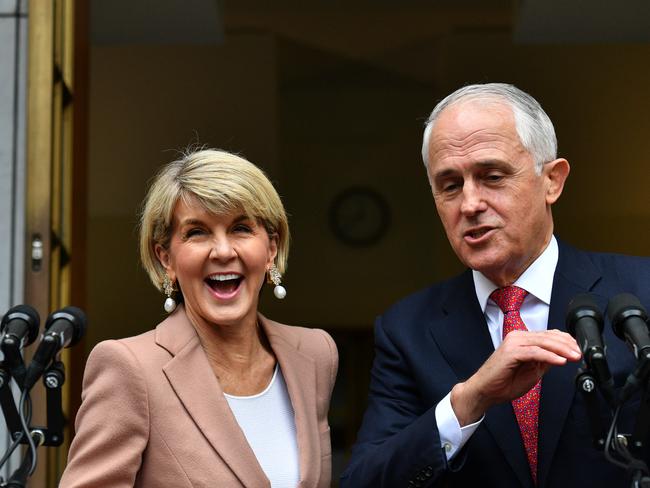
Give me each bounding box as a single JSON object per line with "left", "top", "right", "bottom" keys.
{"left": 163, "top": 275, "right": 177, "bottom": 313}
{"left": 268, "top": 265, "right": 286, "bottom": 299}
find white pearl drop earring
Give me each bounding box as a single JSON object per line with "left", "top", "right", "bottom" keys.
{"left": 268, "top": 265, "right": 287, "bottom": 299}
{"left": 163, "top": 275, "right": 177, "bottom": 313}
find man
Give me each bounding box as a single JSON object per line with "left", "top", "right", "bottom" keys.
{"left": 341, "top": 83, "right": 650, "bottom": 487}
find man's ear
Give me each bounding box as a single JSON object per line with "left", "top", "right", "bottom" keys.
{"left": 544, "top": 158, "right": 570, "bottom": 205}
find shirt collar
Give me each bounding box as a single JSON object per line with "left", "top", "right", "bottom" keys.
{"left": 472, "top": 235, "right": 559, "bottom": 312}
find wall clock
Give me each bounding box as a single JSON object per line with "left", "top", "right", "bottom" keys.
{"left": 329, "top": 187, "right": 391, "bottom": 247}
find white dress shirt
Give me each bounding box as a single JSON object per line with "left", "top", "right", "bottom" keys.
{"left": 434, "top": 236, "right": 559, "bottom": 459}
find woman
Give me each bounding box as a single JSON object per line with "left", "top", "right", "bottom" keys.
{"left": 60, "top": 149, "right": 338, "bottom": 487}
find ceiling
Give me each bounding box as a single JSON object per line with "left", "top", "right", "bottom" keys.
{"left": 515, "top": 0, "right": 650, "bottom": 43}
{"left": 90, "top": 0, "right": 650, "bottom": 46}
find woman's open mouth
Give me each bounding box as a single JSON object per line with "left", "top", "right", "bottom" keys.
{"left": 206, "top": 273, "right": 243, "bottom": 299}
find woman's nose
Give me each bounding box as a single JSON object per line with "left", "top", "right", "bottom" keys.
{"left": 209, "top": 236, "right": 236, "bottom": 261}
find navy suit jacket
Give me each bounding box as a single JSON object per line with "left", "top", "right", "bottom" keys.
{"left": 341, "top": 241, "right": 650, "bottom": 487}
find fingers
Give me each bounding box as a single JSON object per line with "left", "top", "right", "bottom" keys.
{"left": 454, "top": 330, "right": 582, "bottom": 419}
{"left": 502, "top": 330, "right": 582, "bottom": 364}
{"left": 515, "top": 347, "right": 569, "bottom": 367}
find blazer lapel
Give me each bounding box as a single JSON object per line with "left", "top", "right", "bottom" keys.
{"left": 429, "top": 272, "right": 533, "bottom": 488}
{"left": 537, "top": 241, "right": 602, "bottom": 488}
{"left": 156, "top": 308, "right": 270, "bottom": 488}
{"left": 260, "top": 316, "right": 321, "bottom": 488}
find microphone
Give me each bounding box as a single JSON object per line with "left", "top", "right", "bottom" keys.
{"left": 566, "top": 294, "right": 614, "bottom": 402}
{"left": 0, "top": 305, "right": 40, "bottom": 386}
{"left": 23, "top": 306, "right": 86, "bottom": 391}
{"left": 608, "top": 293, "right": 650, "bottom": 401}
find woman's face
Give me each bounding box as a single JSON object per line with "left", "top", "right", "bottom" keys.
{"left": 156, "top": 195, "right": 277, "bottom": 330}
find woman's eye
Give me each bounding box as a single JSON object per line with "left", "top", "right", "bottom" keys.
{"left": 185, "top": 228, "right": 205, "bottom": 238}
{"left": 233, "top": 224, "right": 253, "bottom": 233}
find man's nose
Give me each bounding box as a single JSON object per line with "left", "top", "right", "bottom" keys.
{"left": 460, "top": 182, "right": 487, "bottom": 216}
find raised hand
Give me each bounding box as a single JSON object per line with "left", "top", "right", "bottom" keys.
{"left": 450, "top": 329, "right": 581, "bottom": 426}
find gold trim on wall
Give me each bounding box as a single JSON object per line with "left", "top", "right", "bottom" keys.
{"left": 25, "top": 0, "right": 77, "bottom": 485}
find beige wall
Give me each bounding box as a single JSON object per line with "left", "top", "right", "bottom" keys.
{"left": 88, "top": 35, "right": 277, "bottom": 349}
{"left": 439, "top": 34, "right": 650, "bottom": 258}
{"left": 87, "top": 32, "right": 650, "bottom": 353}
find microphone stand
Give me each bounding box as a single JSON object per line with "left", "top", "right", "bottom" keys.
{"left": 576, "top": 368, "right": 608, "bottom": 449}
{"left": 574, "top": 357, "right": 650, "bottom": 488}
{"left": 2, "top": 431, "right": 44, "bottom": 488}
{"left": 607, "top": 389, "right": 650, "bottom": 487}
{"left": 631, "top": 376, "right": 650, "bottom": 451}
{"left": 42, "top": 361, "right": 65, "bottom": 447}
{"left": 0, "top": 360, "right": 66, "bottom": 487}
{"left": 0, "top": 365, "right": 22, "bottom": 442}
{"left": 623, "top": 375, "right": 650, "bottom": 488}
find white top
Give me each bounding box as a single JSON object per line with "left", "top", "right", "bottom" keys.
{"left": 435, "top": 236, "right": 559, "bottom": 459}
{"left": 225, "top": 364, "right": 300, "bottom": 487}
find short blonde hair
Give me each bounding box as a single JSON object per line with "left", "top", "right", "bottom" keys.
{"left": 139, "top": 149, "right": 290, "bottom": 291}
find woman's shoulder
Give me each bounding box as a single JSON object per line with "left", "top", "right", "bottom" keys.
{"left": 89, "top": 309, "right": 192, "bottom": 360}
{"left": 86, "top": 327, "right": 171, "bottom": 375}
{"left": 263, "top": 318, "right": 339, "bottom": 404}
{"left": 261, "top": 316, "right": 338, "bottom": 368}
{"left": 263, "top": 315, "right": 330, "bottom": 343}
{"left": 90, "top": 328, "right": 157, "bottom": 357}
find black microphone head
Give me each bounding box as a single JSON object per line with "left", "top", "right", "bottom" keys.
{"left": 608, "top": 293, "right": 649, "bottom": 340}
{"left": 1, "top": 304, "right": 40, "bottom": 346}
{"left": 566, "top": 293, "right": 604, "bottom": 338}
{"left": 44, "top": 306, "right": 87, "bottom": 347}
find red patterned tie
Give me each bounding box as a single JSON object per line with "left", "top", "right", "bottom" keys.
{"left": 490, "top": 286, "right": 540, "bottom": 485}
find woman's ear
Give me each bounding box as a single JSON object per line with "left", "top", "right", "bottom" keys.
{"left": 267, "top": 234, "right": 279, "bottom": 268}
{"left": 544, "top": 158, "right": 571, "bottom": 205}
{"left": 155, "top": 244, "right": 174, "bottom": 279}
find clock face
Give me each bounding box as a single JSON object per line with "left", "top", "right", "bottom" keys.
{"left": 329, "top": 187, "right": 391, "bottom": 247}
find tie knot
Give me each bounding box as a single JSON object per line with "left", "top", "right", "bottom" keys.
{"left": 490, "top": 286, "right": 528, "bottom": 313}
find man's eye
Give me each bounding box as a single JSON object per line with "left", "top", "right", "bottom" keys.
{"left": 442, "top": 183, "right": 461, "bottom": 193}
{"left": 485, "top": 173, "right": 504, "bottom": 182}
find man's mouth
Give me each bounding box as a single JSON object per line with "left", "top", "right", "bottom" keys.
{"left": 464, "top": 227, "right": 494, "bottom": 241}
{"left": 205, "top": 273, "right": 243, "bottom": 295}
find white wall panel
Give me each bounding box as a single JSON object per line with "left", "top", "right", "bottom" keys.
{"left": 0, "top": 16, "right": 17, "bottom": 312}
{"left": 0, "top": 0, "right": 17, "bottom": 15}
{"left": 0, "top": 2, "right": 26, "bottom": 478}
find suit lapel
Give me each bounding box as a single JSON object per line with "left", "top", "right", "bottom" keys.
{"left": 260, "top": 316, "right": 320, "bottom": 488}
{"left": 431, "top": 272, "right": 494, "bottom": 380}
{"left": 157, "top": 308, "right": 270, "bottom": 487}
{"left": 537, "top": 242, "right": 602, "bottom": 488}
{"left": 429, "top": 272, "right": 533, "bottom": 488}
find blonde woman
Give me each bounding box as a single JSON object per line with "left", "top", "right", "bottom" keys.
{"left": 61, "top": 149, "right": 338, "bottom": 487}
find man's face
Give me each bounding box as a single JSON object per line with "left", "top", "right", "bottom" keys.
{"left": 425, "top": 99, "right": 562, "bottom": 286}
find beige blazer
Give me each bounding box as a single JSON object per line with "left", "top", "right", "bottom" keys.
{"left": 59, "top": 307, "right": 338, "bottom": 487}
